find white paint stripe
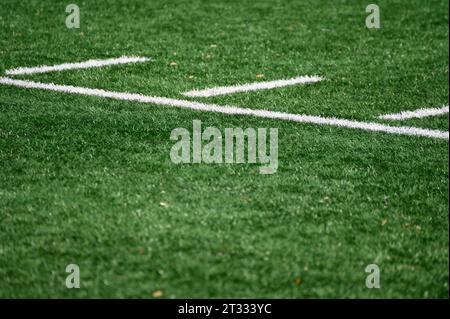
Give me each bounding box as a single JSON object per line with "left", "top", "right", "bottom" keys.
{"left": 378, "top": 105, "right": 449, "bottom": 120}
{"left": 5, "top": 56, "right": 151, "bottom": 76}
{"left": 182, "top": 76, "right": 323, "bottom": 97}
{"left": 0, "top": 77, "right": 448, "bottom": 140}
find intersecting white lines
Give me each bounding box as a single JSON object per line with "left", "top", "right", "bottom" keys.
{"left": 1, "top": 56, "right": 448, "bottom": 140}
{"left": 1, "top": 77, "right": 448, "bottom": 140}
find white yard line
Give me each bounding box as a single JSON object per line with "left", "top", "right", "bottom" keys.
{"left": 5, "top": 56, "right": 151, "bottom": 76}
{"left": 182, "top": 76, "right": 323, "bottom": 97}
{"left": 378, "top": 105, "right": 449, "bottom": 120}
{"left": 1, "top": 77, "right": 447, "bottom": 140}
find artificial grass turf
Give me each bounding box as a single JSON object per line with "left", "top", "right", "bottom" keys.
{"left": 0, "top": 0, "right": 448, "bottom": 298}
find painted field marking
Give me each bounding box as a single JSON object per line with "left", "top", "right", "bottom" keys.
{"left": 5, "top": 56, "right": 150, "bottom": 76}
{"left": 0, "top": 77, "right": 448, "bottom": 140}
{"left": 378, "top": 105, "right": 449, "bottom": 120}
{"left": 2, "top": 57, "right": 448, "bottom": 140}
{"left": 182, "top": 76, "right": 323, "bottom": 97}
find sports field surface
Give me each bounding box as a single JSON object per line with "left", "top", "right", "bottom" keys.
{"left": 0, "top": 0, "right": 448, "bottom": 298}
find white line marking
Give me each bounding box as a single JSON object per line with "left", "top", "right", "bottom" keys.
{"left": 182, "top": 76, "right": 323, "bottom": 97}
{"left": 378, "top": 105, "right": 449, "bottom": 120}
{"left": 5, "top": 56, "right": 151, "bottom": 76}
{"left": 0, "top": 77, "right": 448, "bottom": 140}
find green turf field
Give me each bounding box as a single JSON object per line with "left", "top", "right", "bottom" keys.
{"left": 0, "top": 0, "right": 448, "bottom": 298}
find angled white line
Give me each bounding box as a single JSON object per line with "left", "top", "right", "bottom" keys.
{"left": 5, "top": 56, "right": 151, "bottom": 76}
{"left": 1, "top": 77, "right": 447, "bottom": 140}
{"left": 378, "top": 105, "right": 449, "bottom": 120}
{"left": 182, "top": 76, "right": 323, "bottom": 97}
